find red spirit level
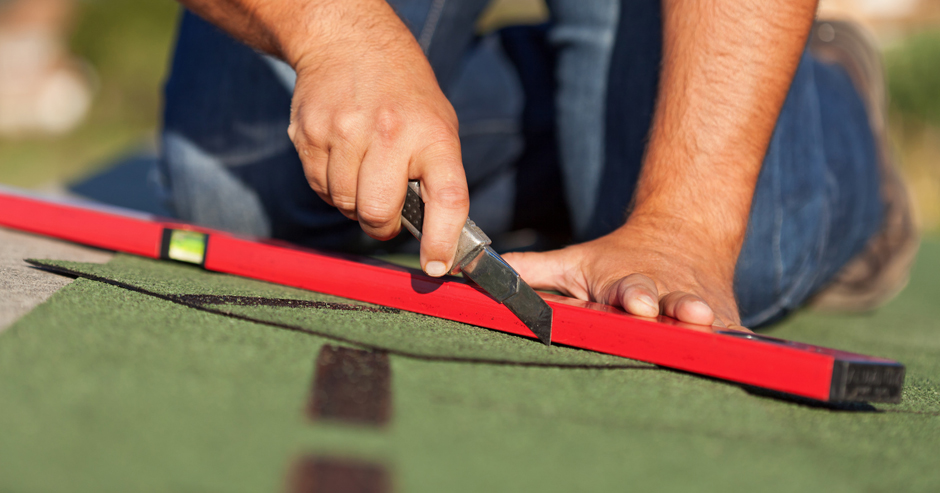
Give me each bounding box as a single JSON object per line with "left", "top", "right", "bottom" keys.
{"left": 0, "top": 186, "right": 905, "bottom": 403}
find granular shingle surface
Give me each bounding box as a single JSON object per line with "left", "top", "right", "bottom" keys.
{"left": 0, "top": 239, "right": 937, "bottom": 492}
{"left": 30, "top": 255, "right": 644, "bottom": 368}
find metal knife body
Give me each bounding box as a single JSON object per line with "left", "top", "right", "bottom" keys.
{"left": 400, "top": 181, "right": 553, "bottom": 345}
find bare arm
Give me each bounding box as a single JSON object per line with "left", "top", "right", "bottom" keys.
{"left": 634, "top": 0, "right": 817, "bottom": 266}
{"left": 506, "top": 0, "right": 818, "bottom": 327}
{"left": 176, "top": 0, "right": 394, "bottom": 67}
{"left": 177, "top": 0, "right": 470, "bottom": 277}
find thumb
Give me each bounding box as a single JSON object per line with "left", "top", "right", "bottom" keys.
{"left": 501, "top": 249, "right": 586, "bottom": 299}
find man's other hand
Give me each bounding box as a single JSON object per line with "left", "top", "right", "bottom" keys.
{"left": 503, "top": 215, "right": 747, "bottom": 329}
{"left": 285, "top": 1, "right": 468, "bottom": 277}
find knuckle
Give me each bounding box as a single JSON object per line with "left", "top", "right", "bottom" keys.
{"left": 662, "top": 291, "right": 684, "bottom": 306}
{"left": 366, "top": 230, "right": 398, "bottom": 241}
{"left": 332, "top": 111, "right": 367, "bottom": 142}
{"left": 296, "top": 118, "right": 327, "bottom": 144}
{"left": 356, "top": 202, "right": 397, "bottom": 229}
{"left": 362, "top": 223, "right": 400, "bottom": 241}
{"left": 683, "top": 294, "right": 707, "bottom": 306}
{"left": 301, "top": 167, "right": 326, "bottom": 193}
{"left": 330, "top": 194, "right": 357, "bottom": 212}
{"left": 620, "top": 282, "right": 644, "bottom": 297}
{"left": 432, "top": 185, "right": 470, "bottom": 212}
{"left": 422, "top": 237, "right": 456, "bottom": 257}
{"left": 373, "top": 107, "right": 404, "bottom": 140}
{"left": 623, "top": 272, "right": 654, "bottom": 288}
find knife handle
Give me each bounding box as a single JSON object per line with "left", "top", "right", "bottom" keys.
{"left": 400, "top": 181, "right": 426, "bottom": 239}
{"left": 400, "top": 180, "right": 491, "bottom": 272}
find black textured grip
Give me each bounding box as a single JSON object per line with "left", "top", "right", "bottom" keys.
{"left": 402, "top": 184, "right": 425, "bottom": 233}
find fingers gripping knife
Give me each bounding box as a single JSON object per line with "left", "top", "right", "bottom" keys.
{"left": 400, "top": 181, "right": 553, "bottom": 346}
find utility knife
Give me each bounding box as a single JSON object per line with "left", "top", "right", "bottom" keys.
{"left": 400, "top": 181, "right": 553, "bottom": 346}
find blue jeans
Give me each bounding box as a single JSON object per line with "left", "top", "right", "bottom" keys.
{"left": 159, "top": 0, "right": 882, "bottom": 327}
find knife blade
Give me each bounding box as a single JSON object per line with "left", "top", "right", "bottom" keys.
{"left": 400, "top": 180, "right": 553, "bottom": 346}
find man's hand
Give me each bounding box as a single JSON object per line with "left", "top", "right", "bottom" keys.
{"left": 177, "top": 0, "right": 469, "bottom": 276}
{"left": 285, "top": 2, "right": 469, "bottom": 277}
{"left": 504, "top": 215, "right": 743, "bottom": 328}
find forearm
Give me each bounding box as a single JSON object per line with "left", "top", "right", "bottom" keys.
{"left": 176, "top": 0, "right": 412, "bottom": 68}
{"left": 629, "top": 0, "right": 818, "bottom": 264}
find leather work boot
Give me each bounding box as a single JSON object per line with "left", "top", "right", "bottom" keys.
{"left": 807, "top": 20, "right": 920, "bottom": 312}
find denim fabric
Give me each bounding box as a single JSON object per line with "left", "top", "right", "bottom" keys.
{"left": 734, "top": 55, "right": 882, "bottom": 326}
{"left": 160, "top": 0, "right": 882, "bottom": 327}
{"left": 545, "top": 0, "right": 619, "bottom": 236}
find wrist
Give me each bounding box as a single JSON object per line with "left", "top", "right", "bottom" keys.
{"left": 271, "top": 0, "right": 414, "bottom": 70}
{"left": 613, "top": 210, "right": 741, "bottom": 281}
{"left": 626, "top": 151, "right": 756, "bottom": 265}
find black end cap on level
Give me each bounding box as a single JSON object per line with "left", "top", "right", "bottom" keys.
{"left": 829, "top": 360, "right": 906, "bottom": 403}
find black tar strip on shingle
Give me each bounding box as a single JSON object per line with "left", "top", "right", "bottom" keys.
{"left": 288, "top": 456, "right": 391, "bottom": 493}
{"left": 308, "top": 345, "right": 392, "bottom": 426}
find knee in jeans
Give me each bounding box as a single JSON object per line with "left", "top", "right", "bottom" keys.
{"left": 735, "top": 194, "right": 830, "bottom": 327}
{"left": 159, "top": 132, "right": 272, "bottom": 237}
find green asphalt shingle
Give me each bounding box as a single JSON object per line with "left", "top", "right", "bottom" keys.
{"left": 0, "top": 240, "right": 938, "bottom": 491}
{"left": 27, "top": 254, "right": 641, "bottom": 368}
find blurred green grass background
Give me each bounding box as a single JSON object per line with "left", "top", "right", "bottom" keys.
{"left": 886, "top": 30, "right": 940, "bottom": 230}
{"left": 0, "top": 0, "right": 938, "bottom": 230}
{"left": 0, "top": 0, "right": 179, "bottom": 188}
